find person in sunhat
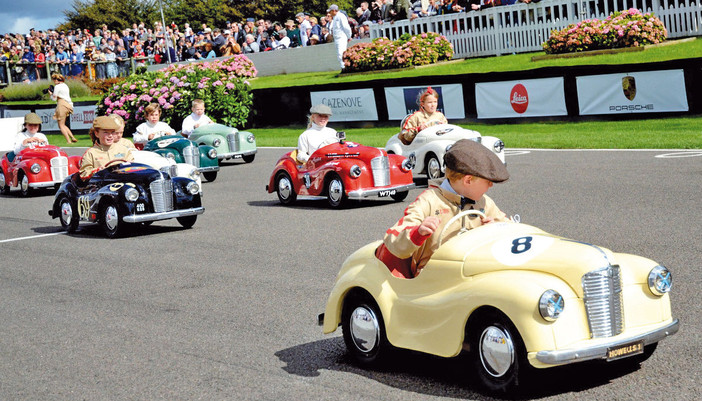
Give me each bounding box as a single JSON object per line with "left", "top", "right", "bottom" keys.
{"left": 14, "top": 113, "right": 48, "bottom": 153}
{"left": 296, "top": 104, "right": 338, "bottom": 163}
{"left": 79, "top": 115, "right": 134, "bottom": 179}
{"left": 381, "top": 139, "right": 510, "bottom": 277}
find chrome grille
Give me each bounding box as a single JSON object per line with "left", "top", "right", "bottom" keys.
{"left": 50, "top": 156, "right": 69, "bottom": 182}
{"left": 370, "top": 156, "right": 390, "bottom": 187}
{"left": 183, "top": 145, "right": 200, "bottom": 167}
{"left": 149, "top": 178, "right": 174, "bottom": 213}
{"left": 226, "top": 133, "right": 240, "bottom": 152}
{"left": 582, "top": 265, "right": 624, "bottom": 338}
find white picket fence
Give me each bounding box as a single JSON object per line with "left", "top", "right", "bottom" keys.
{"left": 369, "top": 0, "right": 702, "bottom": 58}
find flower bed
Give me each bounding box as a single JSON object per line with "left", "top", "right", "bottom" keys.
{"left": 97, "top": 55, "right": 256, "bottom": 135}
{"left": 543, "top": 8, "right": 667, "bottom": 54}
{"left": 343, "top": 32, "right": 453, "bottom": 73}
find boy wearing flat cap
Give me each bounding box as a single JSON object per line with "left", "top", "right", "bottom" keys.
{"left": 79, "top": 115, "right": 134, "bottom": 179}
{"left": 382, "top": 139, "right": 510, "bottom": 277}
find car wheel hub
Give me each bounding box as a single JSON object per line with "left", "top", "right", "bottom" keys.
{"left": 20, "top": 174, "right": 29, "bottom": 192}
{"left": 60, "top": 201, "right": 73, "bottom": 224}
{"left": 349, "top": 306, "right": 379, "bottom": 353}
{"left": 427, "top": 158, "right": 441, "bottom": 179}
{"left": 278, "top": 176, "right": 292, "bottom": 200}
{"left": 479, "top": 325, "right": 515, "bottom": 377}
{"left": 104, "top": 206, "right": 118, "bottom": 231}
{"left": 0, "top": 172, "right": 6, "bottom": 188}
{"left": 329, "top": 179, "right": 343, "bottom": 203}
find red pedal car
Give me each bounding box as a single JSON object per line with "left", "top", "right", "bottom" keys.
{"left": 266, "top": 132, "right": 415, "bottom": 208}
{"left": 0, "top": 143, "right": 81, "bottom": 196}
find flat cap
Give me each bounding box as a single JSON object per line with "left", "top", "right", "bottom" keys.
{"left": 295, "top": 12, "right": 305, "bottom": 18}
{"left": 24, "top": 113, "right": 42, "bottom": 124}
{"left": 310, "top": 104, "right": 332, "bottom": 115}
{"left": 445, "top": 139, "right": 509, "bottom": 182}
{"left": 93, "top": 115, "right": 121, "bottom": 130}
{"left": 327, "top": 4, "right": 339, "bottom": 12}
{"left": 109, "top": 114, "right": 125, "bottom": 128}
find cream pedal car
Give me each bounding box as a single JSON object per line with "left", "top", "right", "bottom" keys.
{"left": 319, "top": 211, "right": 678, "bottom": 393}
{"left": 385, "top": 124, "right": 505, "bottom": 179}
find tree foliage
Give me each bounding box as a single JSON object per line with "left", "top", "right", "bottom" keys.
{"left": 60, "top": 0, "right": 355, "bottom": 32}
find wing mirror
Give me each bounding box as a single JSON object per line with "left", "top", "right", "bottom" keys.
{"left": 337, "top": 131, "right": 346, "bottom": 144}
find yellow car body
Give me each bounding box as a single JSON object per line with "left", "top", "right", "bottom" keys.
{"left": 320, "top": 221, "right": 678, "bottom": 391}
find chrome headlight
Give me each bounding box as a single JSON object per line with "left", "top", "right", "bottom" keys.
{"left": 648, "top": 265, "right": 672, "bottom": 296}
{"left": 124, "top": 187, "right": 139, "bottom": 202}
{"left": 539, "top": 290, "right": 564, "bottom": 321}
{"left": 189, "top": 169, "right": 201, "bottom": 180}
{"left": 349, "top": 165, "right": 362, "bottom": 178}
{"left": 247, "top": 133, "right": 255, "bottom": 143}
{"left": 30, "top": 163, "right": 41, "bottom": 174}
{"left": 213, "top": 138, "right": 222, "bottom": 147}
{"left": 165, "top": 153, "right": 176, "bottom": 160}
{"left": 401, "top": 156, "right": 414, "bottom": 172}
{"left": 186, "top": 181, "right": 200, "bottom": 195}
{"left": 494, "top": 140, "right": 505, "bottom": 153}
{"left": 208, "top": 149, "right": 217, "bottom": 159}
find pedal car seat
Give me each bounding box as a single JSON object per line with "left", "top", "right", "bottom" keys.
{"left": 289, "top": 149, "right": 304, "bottom": 165}
{"left": 375, "top": 243, "right": 414, "bottom": 279}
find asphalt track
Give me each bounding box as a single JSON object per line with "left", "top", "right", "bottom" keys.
{"left": 1, "top": 147, "right": 700, "bottom": 400}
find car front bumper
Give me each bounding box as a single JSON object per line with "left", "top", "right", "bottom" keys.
{"left": 30, "top": 180, "right": 62, "bottom": 188}
{"left": 347, "top": 183, "right": 416, "bottom": 199}
{"left": 218, "top": 149, "right": 257, "bottom": 160}
{"left": 123, "top": 206, "right": 205, "bottom": 223}
{"left": 535, "top": 319, "right": 679, "bottom": 365}
{"left": 196, "top": 166, "right": 219, "bottom": 173}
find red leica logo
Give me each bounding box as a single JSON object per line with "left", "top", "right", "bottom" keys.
{"left": 510, "top": 84, "right": 528, "bottom": 114}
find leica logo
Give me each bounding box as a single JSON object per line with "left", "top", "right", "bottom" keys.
{"left": 510, "top": 84, "right": 529, "bottom": 114}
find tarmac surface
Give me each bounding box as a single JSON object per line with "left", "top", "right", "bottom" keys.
{"left": 1, "top": 147, "right": 700, "bottom": 400}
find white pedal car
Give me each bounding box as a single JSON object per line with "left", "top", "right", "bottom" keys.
{"left": 385, "top": 124, "right": 505, "bottom": 179}
{"left": 131, "top": 150, "right": 202, "bottom": 191}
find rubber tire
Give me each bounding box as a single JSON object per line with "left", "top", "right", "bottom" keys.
{"left": 177, "top": 215, "right": 197, "bottom": 228}
{"left": 242, "top": 154, "right": 255, "bottom": 163}
{"left": 467, "top": 310, "right": 530, "bottom": 394}
{"left": 341, "top": 293, "right": 390, "bottom": 366}
{"left": 426, "top": 154, "right": 443, "bottom": 180}
{"left": 57, "top": 195, "right": 79, "bottom": 233}
{"left": 275, "top": 172, "right": 297, "bottom": 205}
{"left": 203, "top": 171, "right": 218, "bottom": 182}
{"left": 390, "top": 191, "right": 408, "bottom": 202}
{"left": 19, "top": 170, "right": 32, "bottom": 197}
{"left": 326, "top": 173, "right": 346, "bottom": 208}
{"left": 99, "top": 199, "right": 123, "bottom": 238}
{"left": 0, "top": 167, "right": 10, "bottom": 194}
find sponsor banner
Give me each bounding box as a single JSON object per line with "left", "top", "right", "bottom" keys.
{"left": 577, "top": 70, "right": 688, "bottom": 115}
{"left": 310, "top": 89, "right": 378, "bottom": 122}
{"left": 2, "top": 105, "right": 97, "bottom": 131}
{"left": 385, "top": 84, "right": 465, "bottom": 120}
{"left": 475, "top": 78, "right": 567, "bottom": 118}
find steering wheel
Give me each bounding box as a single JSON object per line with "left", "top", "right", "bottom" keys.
{"left": 437, "top": 210, "right": 486, "bottom": 246}
{"left": 104, "top": 158, "right": 130, "bottom": 168}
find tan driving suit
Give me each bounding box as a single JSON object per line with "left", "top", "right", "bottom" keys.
{"left": 399, "top": 110, "right": 448, "bottom": 145}
{"left": 383, "top": 179, "right": 508, "bottom": 275}
{"left": 80, "top": 143, "right": 134, "bottom": 178}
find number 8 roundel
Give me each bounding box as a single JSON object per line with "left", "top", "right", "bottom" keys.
{"left": 492, "top": 235, "right": 554, "bottom": 266}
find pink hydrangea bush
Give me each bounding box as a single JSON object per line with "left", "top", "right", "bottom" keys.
{"left": 97, "top": 55, "right": 257, "bottom": 135}
{"left": 543, "top": 9, "right": 667, "bottom": 54}
{"left": 343, "top": 32, "right": 454, "bottom": 73}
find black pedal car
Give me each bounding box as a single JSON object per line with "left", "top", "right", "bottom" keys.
{"left": 49, "top": 160, "right": 204, "bottom": 238}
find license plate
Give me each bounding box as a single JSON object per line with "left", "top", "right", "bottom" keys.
{"left": 233, "top": 154, "right": 242, "bottom": 159}
{"left": 378, "top": 189, "right": 396, "bottom": 197}
{"left": 606, "top": 340, "right": 644, "bottom": 361}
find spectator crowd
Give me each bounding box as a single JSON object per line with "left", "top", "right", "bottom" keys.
{"left": 1, "top": 0, "right": 531, "bottom": 84}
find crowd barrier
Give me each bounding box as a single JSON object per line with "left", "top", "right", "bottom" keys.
{"left": 0, "top": 56, "right": 158, "bottom": 86}
{"left": 370, "top": 0, "right": 702, "bottom": 58}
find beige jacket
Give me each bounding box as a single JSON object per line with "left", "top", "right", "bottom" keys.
{"left": 383, "top": 179, "right": 508, "bottom": 274}
{"left": 399, "top": 109, "right": 448, "bottom": 145}
{"left": 80, "top": 143, "right": 134, "bottom": 178}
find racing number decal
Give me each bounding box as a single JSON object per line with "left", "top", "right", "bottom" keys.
{"left": 77, "top": 195, "right": 91, "bottom": 219}
{"left": 511, "top": 236, "right": 533, "bottom": 254}
{"left": 492, "top": 235, "right": 553, "bottom": 266}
